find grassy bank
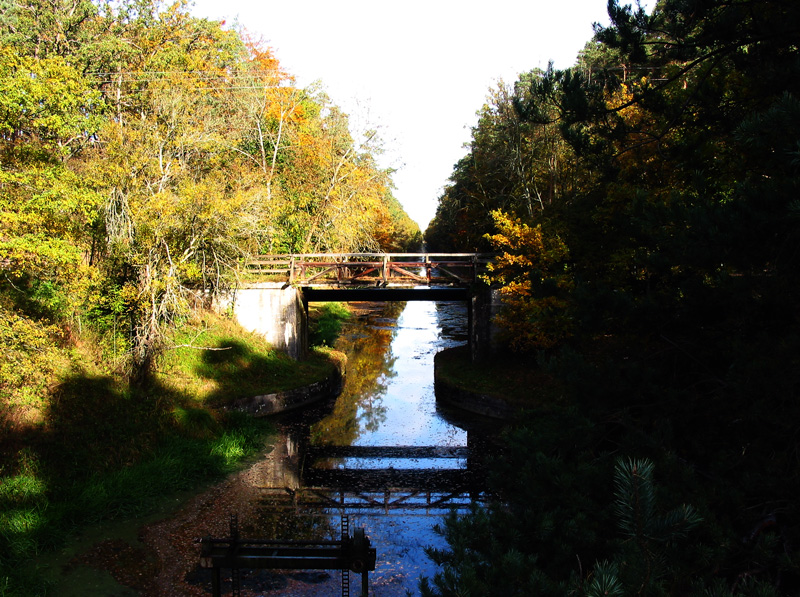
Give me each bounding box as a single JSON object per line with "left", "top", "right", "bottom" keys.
{"left": 434, "top": 345, "right": 565, "bottom": 412}
{"left": 0, "top": 309, "right": 344, "bottom": 596}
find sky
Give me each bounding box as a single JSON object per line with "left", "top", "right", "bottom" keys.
{"left": 190, "top": 0, "right": 629, "bottom": 230}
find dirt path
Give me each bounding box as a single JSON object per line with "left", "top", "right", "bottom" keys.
{"left": 68, "top": 441, "right": 337, "bottom": 596}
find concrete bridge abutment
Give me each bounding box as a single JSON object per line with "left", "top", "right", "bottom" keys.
{"left": 227, "top": 283, "right": 500, "bottom": 363}
{"left": 469, "top": 284, "right": 504, "bottom": 362}
{"left": 222, "top": 283, "right": 308, "bottom": 361}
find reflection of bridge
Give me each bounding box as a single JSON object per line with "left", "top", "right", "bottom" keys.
{"left": 246, "top": 253, "right": 492, "bottom": 287}
{"left": 296, "top": 446, "right": 485, "bottom": 514}
{"left": 299, "top": 445, "right": 482, "bottom": 514}
{"left": 255, "top": 433, "right": 488, "bottom": 515}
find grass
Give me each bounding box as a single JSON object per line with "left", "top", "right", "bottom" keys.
{"left": 434, "top": 345, "right": 566, "bottom": 411}
{"left": 157, "top": 310, "right": 343, "bottom": 406}
{"left": 0, "top": 308, "right": 346, "bottom": 596}
{"left": 308, "top": 302, "right": 352, "bottom": 347}
{"left": 0, "top": 412, "right": 274, "bottom": 596}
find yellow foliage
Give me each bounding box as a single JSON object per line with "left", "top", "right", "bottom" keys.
{"left": 0, "top": 307, "right": 68, "bottom": 424}
{"left": 483, "top": 210, "right": 574, "bottom": 351}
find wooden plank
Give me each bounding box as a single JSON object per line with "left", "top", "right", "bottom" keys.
{"left": 300, "top": 266, "right": 339, "bottom": 283}
{"left": 388, "top": 264, "right": 428, "bottom": 282}
{"left": 301, "top": 287, "right": 469, "bottom": 302}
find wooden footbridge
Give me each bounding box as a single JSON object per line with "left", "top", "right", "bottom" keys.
{"left": 246, "top": 253, "right": 492, "bottom": 288}
{"left": 233, "top": 252, "right": 500, "bottom": 361}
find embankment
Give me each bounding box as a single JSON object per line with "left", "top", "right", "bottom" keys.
{"left": 229, "top": 353, "right": 346, "bottom": 416}
{"left": 434, "top": 346, "right": 514, "bottom": 419}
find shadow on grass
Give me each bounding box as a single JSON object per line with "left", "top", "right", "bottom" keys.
{"left": 0, "top": 364, "right": 274, "bottom": 597}
{"left": 194, "top": 338, "right": 337, "bottom": 408}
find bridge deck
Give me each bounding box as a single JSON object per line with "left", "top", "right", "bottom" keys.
{"left": 246, "top": 253, "right": 492, "bottom": 287}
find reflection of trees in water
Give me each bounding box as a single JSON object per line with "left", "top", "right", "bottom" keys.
{"left": 252, "top": 492, "right": 335, "bottom": 541}
{"left": 309, "top": 302, "right": 405, "bottom": 446}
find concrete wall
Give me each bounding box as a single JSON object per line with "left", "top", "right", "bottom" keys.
{"left": 223, "top": 283, "right": 308, "bottom": 360}
{"left": 229, "top": 362, "right": 344, "bottom": 416}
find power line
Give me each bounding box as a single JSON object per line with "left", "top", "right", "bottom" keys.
{"left": 88, "top": 71, "right": 297, "bottom": 91}
{"left": 87, "top": 69, "right": 289, "bottom": 77}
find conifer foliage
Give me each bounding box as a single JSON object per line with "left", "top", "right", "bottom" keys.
{"left": 424, "top": 0, "right": 800, "bottom": 593}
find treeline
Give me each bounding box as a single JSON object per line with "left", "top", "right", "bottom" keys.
{"left": 0, "top": 0, "right": 420, "bottom": 403}
{"left": 422, "top": 0, "right": 800, "bottom": 594}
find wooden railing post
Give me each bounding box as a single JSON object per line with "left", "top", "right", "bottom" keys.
{"left": 425, "top": 254, "right": 431, "bottom": 286}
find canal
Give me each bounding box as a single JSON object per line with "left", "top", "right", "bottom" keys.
{"left": 249, "top": 298, "right": 492, "bottom": 596}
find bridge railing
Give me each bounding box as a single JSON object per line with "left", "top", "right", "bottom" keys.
{"left": 245, "top": 253, "right": 495, "bottom": 286}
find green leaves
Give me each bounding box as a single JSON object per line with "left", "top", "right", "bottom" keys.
{"left": 421, "top": 450, "right": 706, "bottom": 597}
{"left": 0, "top": 46, "right": 104, "bottom": 153}
{"left": 584, "top": 561, "right": 624, "bottom": 597}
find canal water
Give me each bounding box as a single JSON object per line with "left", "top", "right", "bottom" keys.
{"left": 248, "top": 299, "right": 488, "bottom": 596}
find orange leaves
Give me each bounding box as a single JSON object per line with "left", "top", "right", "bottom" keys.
{"left": 484, "top": 210, "right": 574, "bottom": 352}
{"left": 241, "top": 31, "right": 292, "bottom": 85}
{"left": 485, "top": 210, "right": 570, "bottom": 283}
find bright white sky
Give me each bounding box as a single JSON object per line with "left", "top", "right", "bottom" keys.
{"left": 191, "top": 0, "right": 634, "bottom": 230}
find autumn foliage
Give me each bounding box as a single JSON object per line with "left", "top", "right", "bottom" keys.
{"left": 423, "top": 0, "right": 800, "bottom": 594}
{"left": 483, "top": 210, "right": 573, "bottom": 351}
{"left": 0, "top": 0, "right": 420, "bottom": 394}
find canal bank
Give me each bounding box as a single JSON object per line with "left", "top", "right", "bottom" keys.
{"left": 433, "top": 347, "right": 514, "bottom": 419}
{"left": 229, "top": 353, "right": 346, "bottom": 416}
{"left": 13, "top": 310, "right": 347, "bottom": 597}
{"left": 35, "top": 300, "right": 501, "bottom": 596}
{"left": 433, "top": 344, "right": 563, "bottom": 416}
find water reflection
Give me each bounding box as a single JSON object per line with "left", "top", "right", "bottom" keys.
{"left": 309, "top": 302, "right": 404, "bottom": 447}
{"left": 247, "top": 299, "right": 492, "bottom": 596}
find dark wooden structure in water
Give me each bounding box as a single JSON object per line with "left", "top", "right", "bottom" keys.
{"left": 200, "top": 515, "right": 375, "bottom": 596}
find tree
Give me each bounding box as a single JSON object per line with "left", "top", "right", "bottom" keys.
{"left": 425, "top": 0, "right": 800, "bottom": 592}
{"left": 0, "top": 44, "right": 103, "bottom": 284}
{"left": 0, "top": 0, "right": 419, "bottom": 386}
{"left": 0, "top": 0, "right": 98, "bottom": 61}
{"left": 85, "top": 2, "right": 265, "bottom": 380}
{"left": 483, "top": 210, "right": 573, "bottom": 351}
{"left": 425, "top": 75, "right": 583, "bottom": 252}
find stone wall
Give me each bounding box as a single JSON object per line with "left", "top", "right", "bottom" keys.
{"left": 228, "top": 360, "right": 345, "bottom": 417}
